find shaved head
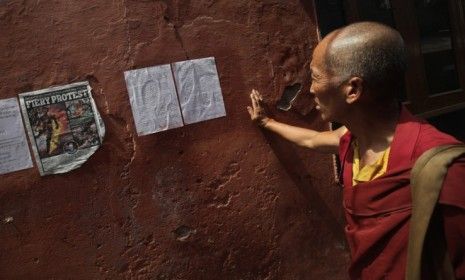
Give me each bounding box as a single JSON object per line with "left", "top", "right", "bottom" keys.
{"left": 322, "top": 22, "right": 407, "bottom": 101}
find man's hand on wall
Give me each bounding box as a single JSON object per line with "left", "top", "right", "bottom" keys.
{"left": 247, "top": 89, "right": 270, "bottom": 127}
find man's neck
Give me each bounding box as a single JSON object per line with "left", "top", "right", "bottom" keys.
{"left": 345, "top": 102, "right": 400, "bottom": 153}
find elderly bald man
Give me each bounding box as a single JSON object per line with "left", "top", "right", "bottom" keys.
{"left": 248, "top": 22, "right": 465, "bottom": 279}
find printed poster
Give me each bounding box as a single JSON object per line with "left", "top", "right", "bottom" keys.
{"left": 18, "top": 81, "right": 105, "bottom": 176}
{"left": 0, "top": 97, "right": 33, "bottom": 175}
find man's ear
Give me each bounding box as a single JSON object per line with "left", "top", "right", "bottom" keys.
{"left": 345, "top": 77, "right": 363, "bottom": 104}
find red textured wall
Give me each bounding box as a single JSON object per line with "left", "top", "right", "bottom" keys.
{"left": 0, "top": 1, "right": 349, "bottom": 279}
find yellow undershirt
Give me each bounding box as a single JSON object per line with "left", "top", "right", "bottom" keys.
{"left": 352, "top": 140, "right": 391, "bottom": 186}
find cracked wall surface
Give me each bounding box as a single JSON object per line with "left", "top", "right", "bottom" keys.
{"left": 0, "top": 0, "right": 349, "bottom": 279}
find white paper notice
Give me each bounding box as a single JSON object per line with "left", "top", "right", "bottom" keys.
{"left": 0, "top": 98, "right": 33, "bottom": 175}
{"left": 172, "top": 57, "right": 226, "bottom": 125}
{"left": 124, "top": 64, "right": 184, "bottom": 136}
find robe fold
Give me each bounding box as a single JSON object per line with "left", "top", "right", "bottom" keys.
{"left": 339, "top": 107, "right": 465, "bottom": 279}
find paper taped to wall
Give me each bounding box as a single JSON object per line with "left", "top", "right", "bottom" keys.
{"left": 172, "top": 57, "right": 226, "bottom": 125}
{"left": 124, "top": 64, "right": 184, "bottom": 136}
{"left": 0, "top": 97, "right": 33, "bottom": 175}
{"left": 18, "top": 81, "right": 105, "bottom": 176}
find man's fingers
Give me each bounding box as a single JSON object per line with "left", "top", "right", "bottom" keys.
{"left": 249, "top": 89, "right": 265, "bottom": 113}
{"left": 253, "top": 89, "right": 263, "bottom": 101}
{"left": 255, "top": 90, "right": 262, "bottom": 100}
{"left": 247, "top": 106, "right": 253, "bottom": 116}
{"left": 251, "top": 93, "right": 260, "bottom": 109}
{"left": 250, "top": 90, "right": 258, "bottom": 107}
{"left": 249, "top": 91, "right": 255, "bottom": 104}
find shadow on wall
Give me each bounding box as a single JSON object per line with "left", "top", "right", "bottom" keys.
{"left": 259, "top": 97, "right": 346, "bottom": 242}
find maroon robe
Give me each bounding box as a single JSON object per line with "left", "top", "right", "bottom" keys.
{"left": 339, "top": 107, "right": 465, "bottom": 279}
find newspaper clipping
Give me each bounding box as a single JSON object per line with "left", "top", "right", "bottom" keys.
{"left": 19, "top": 81, "right": 105, "bottom": 176}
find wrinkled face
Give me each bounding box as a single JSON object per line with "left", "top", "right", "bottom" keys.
{"left": 309, "top": 42, "right": 348, "bottom": 123}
